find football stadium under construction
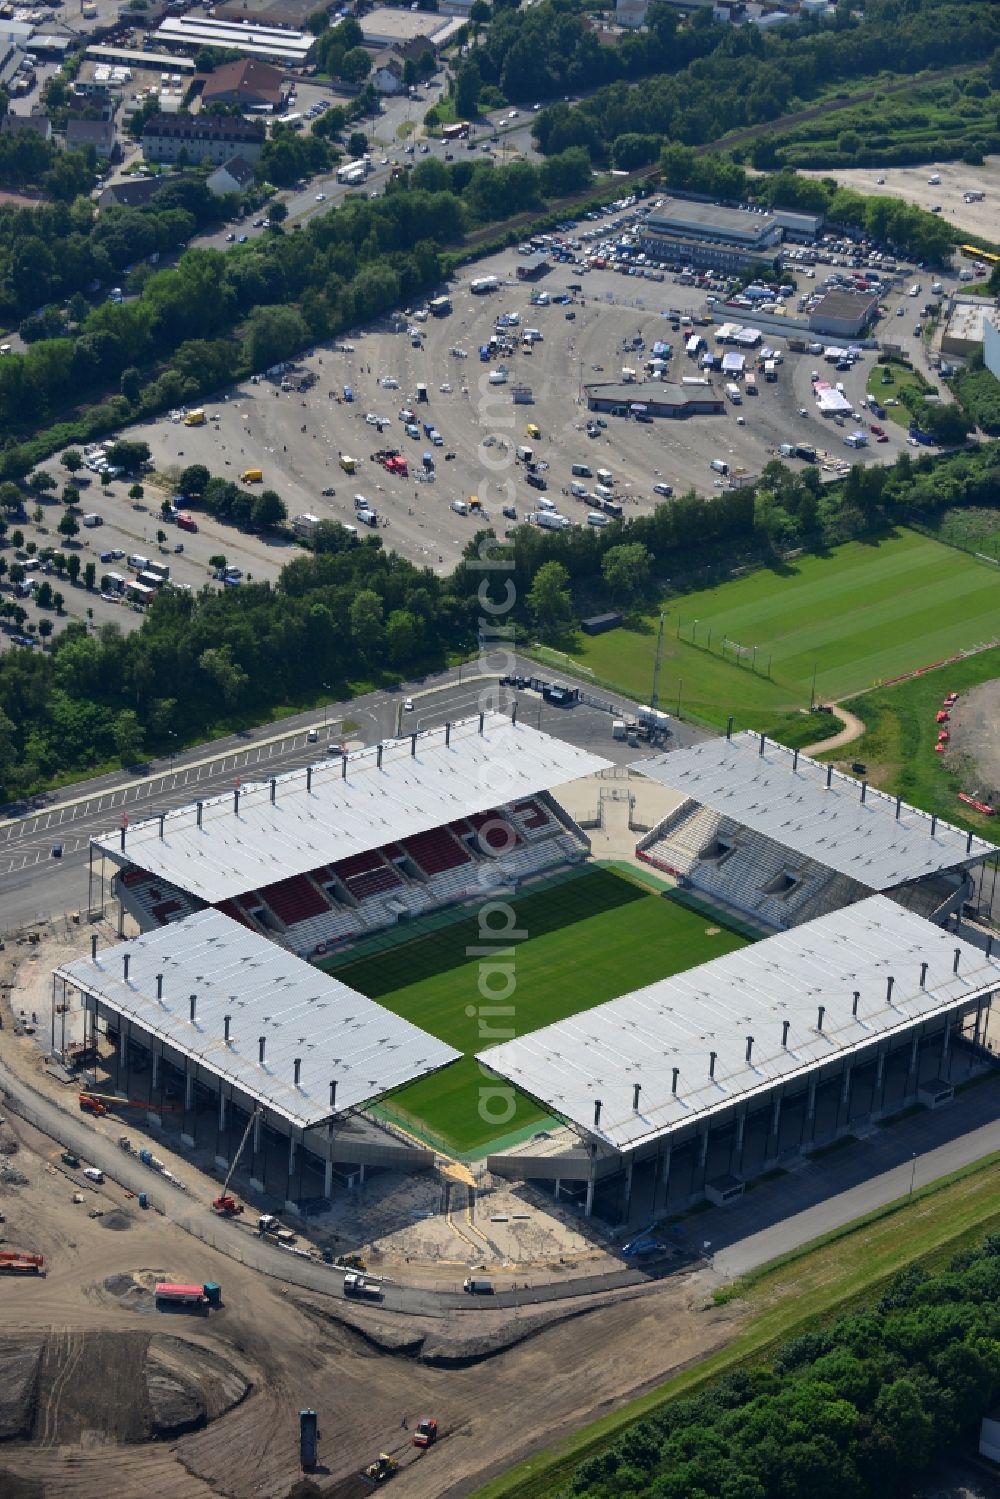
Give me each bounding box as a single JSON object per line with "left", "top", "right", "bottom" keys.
{"left": 51, "top": 714, "right": 1000, "bottom": 1225}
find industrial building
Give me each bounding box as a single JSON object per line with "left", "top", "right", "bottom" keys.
{"left": 806, "top": 288, "right": 880, "bottom": 339}
{"left": 584, "top": 381, "right": 726, "bottom": 418}
{"left": 153, "top": 15, "right": 315, "bottom": 66}
{"left": 645, "top": 198, "right": 784, "bottom": 250}
{"left": 941, "top": 299, "right": 1000, "bottom": 360}
{"left": 358, "top": 8, "right": 462, "bottom": 50}
{"left": 482, "top": 731, "right": 998, "bottom": 1222}
{"left": 86, "top": 45, "right": 196, "bottom": 72}
{"left": 635, "top": 224, "right": 783, "bottom": 275}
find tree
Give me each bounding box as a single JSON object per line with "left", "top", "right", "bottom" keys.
{"left": 268, "top": 200, "right": 288, "bottom": 225}
{"left": 52, "top": 590, "right": 64, "bottom": 614}
{"left": 208, "top": 553, "right": 227, "bottom": 572}
{"left": 61, "top": 449, "right": 83, "bottom": 473}
{"left": 601, "top": 542, "right": 652, "bottom": 605}
{"left": 129, "top": 484, "right": 145, "bottom": 504}
{"left": 342, "top": 47, "right": 371, "bottom": 84}
{"left": 66, "top": 554, "right": 81, "bottom": 585}
{"left": 455, "top": 58, "right": 481, "bottom": 119}
{"left": 0, "top": 482, "right": 23, "bottom": 514}
{"left": 84, "top": 560, "right": 96, "bottom": 590}
{"left": 113, "top": 709, "right": 144, "bottom": 767}
{"left": 198, "top": 644, "right": 247, "bottom": 707}
{"left": 62, "top": 485, "right": 80, "bottom": 508}
{"left": 120, "top": 366, "right": 142, "bottom": 404}
{"left": 35, "top": 580, "right": 53, "bottom": 609}
{"left": 251, "top": 489, "right": 287, "bottom": 530}
{"left": 348, "top": 130, "right": 368, "bottom": 159}
{"left": 38, "top": 618, "right": 53, "bottom": 641}
{"left": 179, "top": 463, "right": 210, "bottom": 497}
{"left": 526, "top": 560, "right": 572, "bottom": 634}
{"left": 29, "top": 471, "right": 56, "bottom": 494}
{"left": 105, "top": 440, "right": 150, "bottom": 475}
{"left": 58, "top": 510, "right": 79, "bottom": 541}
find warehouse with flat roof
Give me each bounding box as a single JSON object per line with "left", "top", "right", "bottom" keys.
{"left": 807, "top": 287, "right": 880, "bottom": 338}
{"left": 646, "top": 198, "right": 783, "bottom": 249}
{"left": 584, "top": 381, "right": 725, "bottom": 418}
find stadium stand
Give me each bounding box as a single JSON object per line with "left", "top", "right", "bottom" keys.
{"left": 403, "top": 826, "right": 471, "bottom": 876}
{"left": 115, "top": 868, "right": 205, "bottom": 929}
{"left": 258, "top": 874, "right": 331, "bottom": 927}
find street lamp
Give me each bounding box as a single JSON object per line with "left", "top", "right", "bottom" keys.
{"left": 908, "top": 1151, "right": 917, "bottom": 1200}
{"left": 322, "top": 683, "right": 331, "bottom": 729}
{"left": 167, "top": 730, "right": 177, "bottom": 766}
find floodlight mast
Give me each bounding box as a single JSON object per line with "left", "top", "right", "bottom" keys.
{"left": 651, "top": 613, "right": 665, "bottom": 711}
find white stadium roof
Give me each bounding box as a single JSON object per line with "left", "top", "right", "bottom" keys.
{"left": 93, "top": 714, "right": 609, "bottom": 904}
{"left": 478, "top": 895, "right": 1000, "bottom": 1153}
{"left": 634, "top": 731, "right": 994, "bottom": 888}
{"left": 55, "top": 909, "right": 460, "bottom": 1129}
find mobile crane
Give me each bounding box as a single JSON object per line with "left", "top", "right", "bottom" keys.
{"left": 212, "top": 1108, "right": 261, "bottom": 1216}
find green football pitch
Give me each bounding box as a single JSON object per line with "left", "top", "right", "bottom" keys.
{"left": 567, "top": 529, "right": 1000, "bottom": 730}
{"left": 325, "top": 868, "right": 748, "bottom": 1157}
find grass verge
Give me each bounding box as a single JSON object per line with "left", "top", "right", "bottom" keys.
{"left": 474, "top": 1144, "right": 1000, "bottom": 1499}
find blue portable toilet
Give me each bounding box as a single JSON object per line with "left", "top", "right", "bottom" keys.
{"left": 343, "top": 386, "right": 353, "bottom": 402}
{"left": 138, "top": 1192, "right": 148, "bottom": 1209}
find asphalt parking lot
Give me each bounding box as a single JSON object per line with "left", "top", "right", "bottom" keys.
{"left": 112, "top": 247, "right": 922, "bottom": 576}
{"left": 3, "top": 216, "right": 957, "bottom": 651}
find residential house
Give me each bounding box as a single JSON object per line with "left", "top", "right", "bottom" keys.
{"left": 206, "top": 153, "right": 257, "bottom": 196}
{"left": 141, "top": 112, "right": 265, "bottom": 165}
{"left": 200, "top": 56, "right": 284, "bottom": 110}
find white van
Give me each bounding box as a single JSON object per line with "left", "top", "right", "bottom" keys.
{"left": 593, "top": 484, "right": 614, "bottom": 501}
{"left": 709, "top": 459, "right": 729, "bottom": 474}
{"left": 571, "top": 463, "right": 592, "bottom": 478}
{"left": 450, "top": 499, "right": 469, "bottom": 515}
{"left": 128, "top": 553, "right": 149, "bottom": 572}
{"left": 587, "top": 511, "right": 609, "bottom": 526}
{"left": 536, "top": 495, "right": 557, "bottom": 511}
{"left": 596, "top": 468, "right": 613, "bottom": 485}
{"left": 570, "top": 482, "right": 589, "bottom": 498}
{"left": 82, "top": 513, "right": 103, "bottom": 527}
{"left": 515, "top": 445, "right": 533, "bottom": 463}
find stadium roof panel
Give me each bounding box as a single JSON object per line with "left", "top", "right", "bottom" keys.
{"left": 478, "top": 895, "right": 1000, "bottom": 1152}
{"left": 55, "top": 909, "right": 460, "bottom": 1129}
{"left": 634, "top": 731, "right": 995, "bottom": 887}
{"left": 92, "top": 713, "right": 610, "bottom": 903}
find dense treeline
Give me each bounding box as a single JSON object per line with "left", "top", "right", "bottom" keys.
{"left": 565, "top": 1232, "right": 1000, "bottom": 1499}
{"left": 0, "top": 126, "right": 93, "bottom": 199}
{"left": 1, "top": 438, "right": 997, "bottom": 799}
{"left": 529, "top": 0, "right": 1000, "bottom": 163}
{"left": 0, "top": 148, "right": 592, "bottom": 476}
{"left": 0, "top": 177, "right": 233, "bottom": 330}
{"left": 0, "top": 536, "right": 467, "bottom": 796}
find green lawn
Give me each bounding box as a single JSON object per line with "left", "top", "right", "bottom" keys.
{"left": 836, "top": 643, "right": 1000, "bottom": 836}
{"left": 326, "top": 868, "right": 748, "bottom": 1154}
{"left": 865, "top": 362, "right": 932, "bottom": 427}
{"left": 563, "top": 530, "right": 1000, "bottom": 730}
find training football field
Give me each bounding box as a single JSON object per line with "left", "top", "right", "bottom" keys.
{"left": 326, "top": 868, "right": 748, "bottom": 1156}
{"left": 571, "top": 530, "right": 1000, "bottom": 728}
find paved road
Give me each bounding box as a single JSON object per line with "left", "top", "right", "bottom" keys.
{"left": 704, "top": 1074, "right": 1000, "bottom": 1279}
{"left": 0, "top": 655, "right": 697, "bottom": 930}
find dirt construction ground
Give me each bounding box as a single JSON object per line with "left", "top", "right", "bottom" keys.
{"left": 801, "top": 155, "right": 1000, "bottom": 243}
{"left": 0, "top": 1108, "right": 742, "bottom": 1499}
{"left": 944, "top": 678, "right": 1000, "bottom": 804}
